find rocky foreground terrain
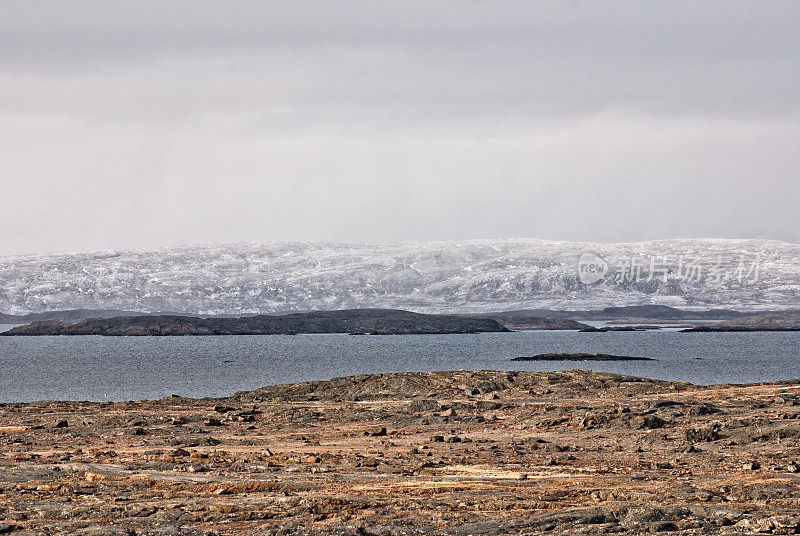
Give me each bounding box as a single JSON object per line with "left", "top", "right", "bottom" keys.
{"left": 2, "top": 370, "right": 800, "bottom": 535}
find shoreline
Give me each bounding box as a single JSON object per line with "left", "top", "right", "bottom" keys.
{"left": 4, "top": 369, "right": 800, "bottom": 405}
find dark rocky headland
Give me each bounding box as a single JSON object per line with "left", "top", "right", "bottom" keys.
{"left": 682, "top": 310, "right": 800, "bottom": 332}
{"left": 0, "top": 309, "right": 511, "bottom": 336}
{"left": 8, "top": 305, "right": 800, "bottom": 335}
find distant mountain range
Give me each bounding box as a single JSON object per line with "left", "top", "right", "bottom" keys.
{"left": 0, "top": 239, "right": 798, "bottom": 315}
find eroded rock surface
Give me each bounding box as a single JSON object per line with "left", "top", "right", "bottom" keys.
{"left": 2, "top": 370, "right": 800, "bottom": 535}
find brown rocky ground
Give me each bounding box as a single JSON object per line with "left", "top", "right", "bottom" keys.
{"left": 2, "top": 370, "right": 800, "bottom": 535}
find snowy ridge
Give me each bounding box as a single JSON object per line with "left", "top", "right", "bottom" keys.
{"left": 0, "top": 239, "right": 798, "bottom": 315}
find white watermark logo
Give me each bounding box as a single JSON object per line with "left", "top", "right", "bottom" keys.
{"left": 576, "top": 253, "right": 762, "bottom": 286}
{"left": 577, "top": 252, "right": 609, "bottom": 284}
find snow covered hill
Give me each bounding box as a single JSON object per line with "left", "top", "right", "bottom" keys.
{"left": 0, "top": 239, "right": 797, "bottom": 314}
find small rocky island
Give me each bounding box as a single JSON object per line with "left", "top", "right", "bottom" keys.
{"left": 0, "top": 309, "right": 509, "bottom": 336}
{"left": 512, "top": 353, "right": 654, "bottom": 361}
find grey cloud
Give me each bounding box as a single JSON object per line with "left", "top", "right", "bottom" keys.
{"left": 0, "top": 1, "right": 798, "bottom": 255}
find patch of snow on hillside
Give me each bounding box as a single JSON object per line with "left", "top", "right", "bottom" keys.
{"left": 0, "top": 239, "right": 797, "bottom": 314}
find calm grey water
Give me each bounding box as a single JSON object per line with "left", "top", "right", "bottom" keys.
{"left": 1, "top": 327, "right": 799, "bottom": 402}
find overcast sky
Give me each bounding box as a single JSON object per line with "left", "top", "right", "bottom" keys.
{"left": 1, "top": 1, "right": 799, "bottom": 255}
